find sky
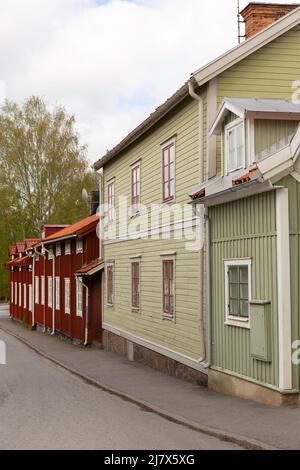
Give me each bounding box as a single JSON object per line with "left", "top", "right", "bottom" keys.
{"left": 0, "top": 0, "right": 295, "bottom": 163}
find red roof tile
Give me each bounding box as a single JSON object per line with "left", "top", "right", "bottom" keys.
{"left": 191, "top": 189, "right": 205, "bottom": 201}
{"left": 44, "top": 214, "right": 99, "bottom": 242}
{"left": 75, "top": 259, "right": 104, "bottom": 276}
{"left": 233, "top": 167, "right": 259, "bottom": 186}
{"left": 8, "top": 245, "right": 17, "bottom": 256}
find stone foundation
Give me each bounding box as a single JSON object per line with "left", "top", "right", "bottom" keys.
{"left": 103, "top": 330, "right": 208, "bottom": 387}
{"left": 209, "top": 369, "right": 299, "bottom": 407}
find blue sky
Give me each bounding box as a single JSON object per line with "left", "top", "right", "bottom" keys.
{"left": 0, "top": 0, "right": 295, "bottom": 162}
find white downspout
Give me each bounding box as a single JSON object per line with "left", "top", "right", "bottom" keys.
{"left": 97, "top": 168, "right": 104, "bottom": 261}
{"left": 79, "top": 277, "right": 89, "bottom": 346}
{"left": 32, "top": 253, "right": 36, "bottom": 328}
{"left": 188, "top": 80, "right": 206, "bottom": 364}
{"left": 203, "top": 208, "right": 212, "bottom": 369}
{"left": 52, "top": 250, "right": 56, "bottom": 335}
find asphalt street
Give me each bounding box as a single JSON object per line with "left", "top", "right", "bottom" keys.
{"left": 0, "top": 328, "right": 241, "bottom": 450}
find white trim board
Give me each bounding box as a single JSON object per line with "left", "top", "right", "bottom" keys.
{"left": 276, "top": 188, "right": 292, "bottom": 391}
{"left": 192, "top": 7, "right": 300, "bottom": 87}
{"left": 103, "top": 323, "right": 208, "bottom": 375}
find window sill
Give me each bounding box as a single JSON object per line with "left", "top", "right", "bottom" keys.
{"left": 131, "top": 308, "right": 140, "bottom": 313}
{"left": 225, "top": 317, "right": 250, "bottom": 329}
{"left": 162, "top": 314, "right": 175, "bottom": 322}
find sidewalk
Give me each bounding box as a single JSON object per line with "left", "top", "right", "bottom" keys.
{"left": 1, "top": 305, "right": 300, "bottom": 450}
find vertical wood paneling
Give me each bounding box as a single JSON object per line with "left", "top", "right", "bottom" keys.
{"left": 210, "top": 191, "right": 279, "bottom": 387}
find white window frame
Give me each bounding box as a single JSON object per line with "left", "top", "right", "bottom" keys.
{"left": 48, "top": 277, "right": 53, "bottom": 308}
{"left": 56, "top": 243, "right": 61, "bottom": 257}
{"left": 29, "top": 285, "right": 32, "bottom": 312}
{"left": 107, "top": 178, "right": 115, "bottom": 224}
{"left": 76, "top": 278, "right": 83, "bottom": 317}
{"left": 224, "top": 259, "right": 251, "bottom": 329}
{"left": 224, "top": 118, "right": 246, "bottom": 175}
{"left": 35, "top": 276, "right": 39, "bottom": 304}
{"left": 76, "top": 238, "right": 83, "bottom": 254}
{"left": 41, "top": 276, "right": 45, "bottom": 306}
{"left": 131, "top": 161, "right": 141, "bottom": 215}
{"left": 106, "top": 262, "right": 115, "bottom": 307}
{"left": 64, "top": 278, "right": 71, "bottom": 314}
{"left": 161, "top": 255, "right": 176, "bottom": 321}
{"left": 48, "top": 245, "right": 54, "bottom": 260}
{"left": 161, "top": 137, "right": 176, "bottom": 203}
{"left": 55, "top": 277, "right": 60, "bottom": 310}
{"left": 131, "top": 258, "right": 141, "bottom": 312}
{"left": 19, "top": 283, "right": 22, "bottom": 307}
{"left": 65, "top": 240, "right": 71, "bottom": 256}
{"left": 23, "top": 284, "right": 27, "bottom": 309}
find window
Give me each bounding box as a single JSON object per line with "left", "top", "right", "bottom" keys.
{"left": 108, "top": 180, "right": 115, "bottom": 224}
{"left": 41, "top": 276, "right": 45, "bottom": 306}
{"left": 48, "top": 277, "right": 53, "bottom": 308}
{"left": 15, "top": 283, "right": 17, "bottom": 305}
{"left": 107, "top": 264, "right": 114, "bottom": 306}
{"left": 76, "top": 279, "right": 83, "bottom": 317}
{"left": 64, "top": 279, "right": 70, "bottom": 314}
{"left": 225, "top": 260, "right": 251, "bottom": 328}
{"left": 76, "top": 238, "right": 83, "bottom": 254}
{"left": 29, "top": 285, "right": 32, "bottom": 312}
{"left": 225, "top": 119, "right": 245, "bottom": 173}
{"left": 56, "top": 243, "right": 61, "bottom": 257}
{"left": 162, "top": 259, "right": 175, "bottom": 318}
{"left": 131, "top": 163, "right": 140, "bottom": 214}
{"left": 55, "top": 277, "right": 60, "bottom": 310}
{"left": 48, "top": 245, "right": 54, "bottom": 260}
{"left": 19, "top": 283, "right": 22, "bottom": 307}
{"left": 131, "top": 261, "right": 140, "bottom": 310}
{"left": 35, "top": 276, "right": 39, "bottom": 304}
{"left": 162, "top": 139, "right": 175, "bottom": 202}
{"left": 11, "top": 282, "right": 14, "bottom": 304}
{"left": 23, "top": 284, "right": 27, "bottom": 309}
{"left": 65, "top": 241, "right": 71, "bottom": 256}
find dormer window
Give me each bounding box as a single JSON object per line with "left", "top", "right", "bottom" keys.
{"left": 225, "top": 119, "right": 245, "bottom": 174}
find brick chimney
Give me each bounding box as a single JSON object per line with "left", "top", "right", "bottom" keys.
{"left": 240, "top": 2, "right": 299, "bottom": 39}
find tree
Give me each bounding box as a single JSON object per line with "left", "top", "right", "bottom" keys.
{"left": 0, "top": 96, "right": 97, "bottom": 298}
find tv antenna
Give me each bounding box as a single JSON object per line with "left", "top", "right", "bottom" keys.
{"left": 237, "top": 0, "right": 245, "bottom": 43}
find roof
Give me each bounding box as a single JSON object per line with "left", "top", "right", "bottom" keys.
{"left": 94, "top": 82, "right": 190, "bottom": 170}
{"left": 75, "top": 259, "right": 104, "bottom": 277}
{"left": 192, "top": 5, "right": 300, "bottom": 86}
{"left": 210, "top": 97, "right": 300, "bottom": 134}
{"left": 16, "top": 243, "right": 26, "bottom": 253}
{"left": 8, "top": 245, "right": 17, "bottom": 256}
{"left": 5, "top": 255, "right": 32, "bottom": 268}
{"left": 233, "top": 167, "right": 260, "bottom": 186}
{"left": 43, "top": 214, "right": 100, "bottom": 243}
{"left": 25, "top": 239, "right": 40, "bottom": 249}
{"left": 94, "top": 6, "right": 300, "bottom": 170}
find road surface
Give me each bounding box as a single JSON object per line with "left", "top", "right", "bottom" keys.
{"left": 0, "top": 326, "right": 241, "bottom": 450}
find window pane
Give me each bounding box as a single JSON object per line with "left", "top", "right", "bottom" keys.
{"left": 240, "top": 300, "right": 249, "bottom": 318}
{"left": 240, "top": 283, "right": 249, "bottom": 301}
{"left": 230, "top": 283, "right": 238, "bottom": 299}
{"left": 228, "top": 129, "right": 236, "bottom": 171}
{"left": 229, "top": 267, "right": 238, "bottom": 283}
{"left": 240, "top": 267, "right": 248, "bottom": 284}
{"left": 169, "top": 144, "right": 175, "bottom": 164}
{"left": 230, "top": 299, "right": 239, "bottom": 316}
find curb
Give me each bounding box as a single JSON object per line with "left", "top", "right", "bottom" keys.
{"left": 0, "top": 323, "right": 278, "bottom": 451}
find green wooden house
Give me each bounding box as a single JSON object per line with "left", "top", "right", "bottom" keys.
{"left": 95, "top": 3, "right": 300, "bottom": 403}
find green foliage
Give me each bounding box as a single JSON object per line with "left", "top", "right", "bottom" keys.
{"left": 0, "top": 96, "right": 97, "bottom": 299}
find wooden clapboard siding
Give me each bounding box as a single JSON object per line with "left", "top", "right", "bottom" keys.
{"left": 216, "top": 25, "right": 300, "bottom": 172}
{"left": 103, "top": 93, "right": 207, "bottom": 361}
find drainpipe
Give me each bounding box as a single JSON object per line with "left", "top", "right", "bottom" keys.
{"left": 32, "top": 252, "right": 36, "bottom": 328}
{"left": 97, "top": 168, "right": 104, "bottom": 261}
{"left": 79, "top": 276, "right": 89, "bottom": 346}
{"left": 188, "top": 79, "right": 206, "bottom": 364}
{"left": 39, "top": 244, "right": 55, "bottom": 335}
{"left": 203, "top": 208, "right": 212, "bottom": 369}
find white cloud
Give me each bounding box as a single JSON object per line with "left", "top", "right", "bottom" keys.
{"left": 0, "top": 0, "right": 295, "bottom": 162}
